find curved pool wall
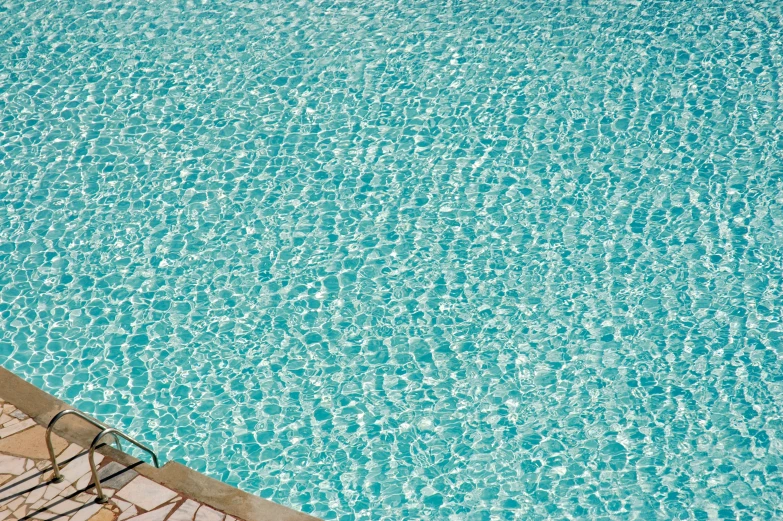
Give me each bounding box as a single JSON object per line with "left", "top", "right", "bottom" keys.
{"left": 2, "top": 0, "right": 783, "bottom": 519}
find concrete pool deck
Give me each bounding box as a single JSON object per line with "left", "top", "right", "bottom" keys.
{"left": 0, "top": 367, "right": 319, "bottom": 521}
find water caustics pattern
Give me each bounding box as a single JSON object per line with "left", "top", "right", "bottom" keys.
{"left": 1, "top": 0, "right": 783, "bottom": 519}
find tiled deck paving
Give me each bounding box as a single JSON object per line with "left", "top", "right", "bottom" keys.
{"left": 0, "top": 395, "right": 240, "bottom": 521}
{"left": 0, "top": 368, "right": 318, "bottom": 521}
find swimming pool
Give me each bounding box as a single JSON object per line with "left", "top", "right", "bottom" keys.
{"left": 2, "top": 0, "right": 782, "bottom": 518}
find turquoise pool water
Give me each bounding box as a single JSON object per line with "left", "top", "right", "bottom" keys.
{"left": 2, "top": 0, "right": 783, "bottom": 518}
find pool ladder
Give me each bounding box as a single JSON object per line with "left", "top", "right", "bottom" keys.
{"left": 46, "top": 410, "right": 160, "bottom": 504}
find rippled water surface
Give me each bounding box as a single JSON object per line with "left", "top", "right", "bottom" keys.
{"left": 2, "top": 0, "right": 783, "bottom": 519}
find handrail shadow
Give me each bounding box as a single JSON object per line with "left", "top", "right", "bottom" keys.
{"left": 0, "top": 445, "right": 138, "bottom": 507}
{"left": 17, "top": 460, "right": 142, "bottom": 520}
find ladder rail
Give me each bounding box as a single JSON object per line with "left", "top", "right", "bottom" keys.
{"left": 89, "top": 427, "right": 160, "bottom": 503}
{"left": 46, "top": 409, "right": 123, "bottom": 483}
{"left": 45, "top": 408, "right": 159, "bottom": 495}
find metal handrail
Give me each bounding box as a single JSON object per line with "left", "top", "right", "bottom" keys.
{"left": 89, "top": 427, "right": 160, "bottom": 503}
{"left": 46, "top": 409, "right": 123, "bottom": 483}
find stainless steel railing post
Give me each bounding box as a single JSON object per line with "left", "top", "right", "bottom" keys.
{"left": 89, "top": 427, "right": 160, "bottom": 503}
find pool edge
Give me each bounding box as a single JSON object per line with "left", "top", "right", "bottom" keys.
{"left": 0, "top": 365, "right": 321, "bottom": 521}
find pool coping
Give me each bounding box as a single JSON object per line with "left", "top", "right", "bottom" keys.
{"left": 0, "top": 365, "right": 320, "bottom": 521}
